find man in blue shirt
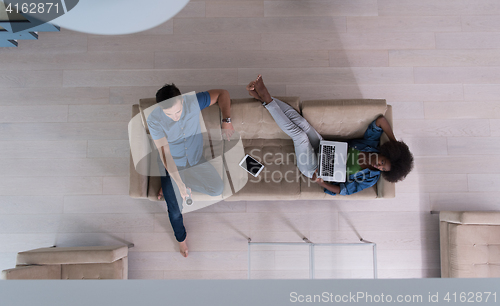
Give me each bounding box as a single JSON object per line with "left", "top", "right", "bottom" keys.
{"left": 147, "top": 84, "right": 234, "bottom": 257}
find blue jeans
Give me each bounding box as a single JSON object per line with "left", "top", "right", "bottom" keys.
{"left": 161, "top": 157, "right": 224, "bottom": 242}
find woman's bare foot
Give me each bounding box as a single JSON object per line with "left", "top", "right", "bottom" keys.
{"left": 253, "top": 75, "right": 273, "bottom": 104}
{"left": 246, "top": 80, "right": 263, "bottom": 102}
{"left": 157, "top": 187, "right": 163, "bottom": 200}
{"left": 179, "top": 234, "right": 188, "bottom": 257}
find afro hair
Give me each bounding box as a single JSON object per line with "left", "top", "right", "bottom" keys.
{"left": 378, "top": 140, "right": 414, "bottom": 183}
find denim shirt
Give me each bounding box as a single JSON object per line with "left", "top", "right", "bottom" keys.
{"left": 324, "top": 120, "right": 383, "bottom": 196}
{"left": 147, "top": 92, "right": 210, "bottom": 168}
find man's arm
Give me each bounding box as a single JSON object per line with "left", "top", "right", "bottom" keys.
{"left": 153, "top": 137, "right": 188, "bottom": 197}
{"left": 207, "top": 89, "right": 234, "bottom": 140}
{"left": 375, "top": 115, "right": 396, "bottom": 142}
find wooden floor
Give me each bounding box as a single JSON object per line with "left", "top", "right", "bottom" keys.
{"left": 1, "top": 0, "right": 500, "bottom": 279}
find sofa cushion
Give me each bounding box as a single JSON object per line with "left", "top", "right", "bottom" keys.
{"left": 2, "top": 265, "right": 61, "bottom": 280}
{"left": 447, "top": 224, "right": 500, "bottom": 278}
{"left": 225, "top": 139, "right": 301, "bottom": 201}
{"left": 301, "top": 99, "right": 387, "bottom": 140}
{"left": 61, "top": 258, "right": 127, "bottom": 279}
{"left": 229, "top": 96, "right": 300, "bottom": 140}
{"left": 299, "top": 176, "right": 377, "bottom": 200}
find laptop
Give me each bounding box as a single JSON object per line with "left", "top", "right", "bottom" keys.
{"left": 318, "top": 140, "right": 348, "bottom": 182}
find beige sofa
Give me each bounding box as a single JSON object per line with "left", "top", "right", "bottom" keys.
{"left": 1, "top": 246, "right": 129, "bottom": 280}
{"left": 129, "top": 97, "right": 395, "bottom": 202}
{"left": 440, "top": 211, "right": 500, "bottom": 278}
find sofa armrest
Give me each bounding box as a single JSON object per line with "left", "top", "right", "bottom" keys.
{"left": 16, "top": 246, "right": 129, "bottom": 266}
{"left": 376, "top": 104, "right": 395, "bottom": 198}
{"left": 439, "top": 211, "right": 500, "bottom": 225}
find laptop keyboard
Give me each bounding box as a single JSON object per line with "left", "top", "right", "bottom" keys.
{"left": 320, "top": 145, "right": 335, "bottom": 177}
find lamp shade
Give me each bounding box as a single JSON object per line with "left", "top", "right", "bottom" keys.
{"left": 50, "top": 0, "right": 190, "bottom": 35}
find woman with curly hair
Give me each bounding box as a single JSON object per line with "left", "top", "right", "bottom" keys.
{"left": 247, "top": 75, "right": 414, "bottom": 196}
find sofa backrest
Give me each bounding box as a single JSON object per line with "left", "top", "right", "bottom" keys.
{"left": 300, "top": 99, "right": 387, "bottom": 140}
{"left": 229, "top": 96, "right": 300, "bottom": 140}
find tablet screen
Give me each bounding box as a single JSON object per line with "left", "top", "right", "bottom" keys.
{"left": 242, "top": 155, "right": 263, "bottom": 176}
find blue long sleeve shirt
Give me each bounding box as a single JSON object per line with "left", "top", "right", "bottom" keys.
{"left": 324, "top": 120, "right": 383, "bottom": 196}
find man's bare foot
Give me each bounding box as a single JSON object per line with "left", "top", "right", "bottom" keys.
{"left": 179, "top": 234, "right": 188, "bottom": 257}
{"left": 253, "top": 75, "right": 273, "bottom": 104}
{"left": 157, "top": 187, "right": 163, "bottom": 200}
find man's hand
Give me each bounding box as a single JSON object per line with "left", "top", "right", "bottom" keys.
{"left": 221, "top": 122, "right": 235, "bottom": 141}
{"left": 246, "top": 80, "right": 263, "bottom": 101}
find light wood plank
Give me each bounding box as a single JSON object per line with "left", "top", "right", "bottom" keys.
{"left": 138, "top": 20, "right": 173, "bottom": 35}
{"left": 377, "top": 249, "right": 440, "bottom": 270}
{"left": 128, "top": 251, "right": 247, "bottom": 270}
{"left": 58, "top": 214, "right": 156, "bottom": 233}
{"left": 53, "top": 233, "right": 127, "bottom": 247}
{"left": 248, "top": 212, "right": 338, "bottom": 231}
{"left": 464, "top": 84, "right": 500, "bottom": 101}
{"left": 0, "top": 122, "right": 128, "bottom": 141}
{"left": 462, "top": 15, "right": 500, "bottom": 32}
{"left": 436, "top": 32, "right": 500, "bottom": 49}
{"left": 246, "top": 200, "right": 337, "bottom": 213}
{"left": 286, "top": 84, "right": 463, "bottom": 102}
{"left": 0, "top": 105, "right": 67, "bottom": 123}
{"left": 389, "top": 102, "right": 425, "bottom": 119}
{"left": 174, "top": 1, "right": 206, "bottom": 18}
{"left": 378, "top": 269, "right": 441, "bottom": 279}
{"left": 392, "top": 119, "right": 489, "bottom": 137}
{"left": 0, "top": 70, "right": 62, "bottom": 88}
{"left": 68, "top": 105, "right": 131, "bottom": 122}
{"left": 338, "top": 212, "right": 439, "bottom": 232}
{"left": 103, "top": 177, "right": 130, "bottom": 195}
{"left": 309, "top": 230, "right": 439, "bottom": 250}
{"left": 64, "top": 195, "right": 162, "bottom": 214}
{"left": 389, "top": 49, "right": 500, "bottom": 67}
{"left": 63, "top": 69, "right": 238, "bottom": 87}
{"left": 334, "top": 193, "right": 431, "bottom": 212}
{"left": 0, "top": 87, "right": 110, "bottom": 106}
{"left": 0, "top": 140, "right": 87, "bottom": 158}
{"left": 430, "top": 192, "right": 500, "bottom": 211}
{"left": 0, "top": 253, "right": 19, "bottom": 272}
{"left": 0, "top": 158, "right": 128, "bottom": 177}
{"left": 0, "top": 234, "right": 56, "bottom": 252}
{"left": 124, "top": 231, "right": 246, "bottom": 252}
{"left": 415, "top": 67, "right": 500, "bottom": 84}
{"left": 0, "top": 52, "right": 154, "bottom": 70}
{"left": 262, "top": 32, "right": 435, "bottom": 50}
{"left": 87, "top": 140, "right": 130, "bottom": 158}
{"left": 490, "top": 119, "right": 500, "bottom": 136}
{"left": 347, "top": 16, "right": 461, "bottom": 32}
{"left": 206, "top": 1, "right": 264, "bottom": 17}
{"left": 0, "top": 29, "right": 88, "bottom": 54}
{"left": 0, "top": 177, "right": 102, "bottom": 195}
{"left": 425, "top": 101, "right": 500, "bottom": 119}
{"left": 448, "top": 137, "right": 500, "bottom": 155}
{"left": 238, "top": 67, "right": 414, "bottom": 85}
{"left": 329, "top": 50, "right": 388, "bottom": 67}
{"left": 468, "top": 174, "right": 500, "bottom": 192}
{"left": 0, "top": 196, "right": 63, "bottom": 214}
{"left": 0, "top": 214, "right": 63, "bottom": 233}
{"left": 414, "top": 155, "right": 500, "bottom": 174}
{"left": 397, "top": 173, "right": 468, "bottom": 193}
{"left": 264, "top": 0, "right": 378, "bottom": 17}
{"left": 163, "top": 270, "right": 247, "bottom": 279}
{"left": 88, "top": 34, "right": 261, "bottom": 52}
{"left": 173, "top": 16, "right": 345, "bottom": 35}
{"left": 378, "top": 0, "right": 500, "bottom": 16}
{"left": 401, "top": 137, "right": 448, "bottom": 156}
{"left": 193, "top": 200, "right": 246, "bottom": 213}
{"left": 154, "top": 213, "right": 251, "bottom": 233}
{"left": 155, "top": 50, "right": 329, "bottom": 69}
{"left": 129, "top": 270, "right": 164, "bottom": 279}
{"left": 110, "top": 85, "right": 287, "bottom": 104}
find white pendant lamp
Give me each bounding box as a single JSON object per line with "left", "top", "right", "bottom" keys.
{"left": 50, "top": 0, "right": 190, "bottom": 35}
